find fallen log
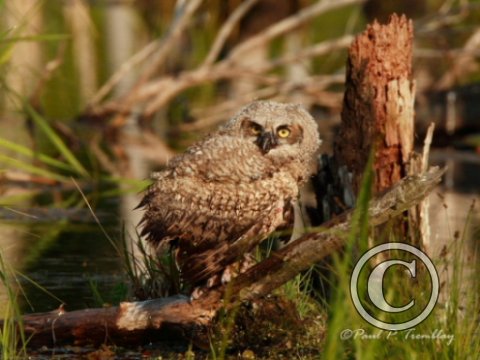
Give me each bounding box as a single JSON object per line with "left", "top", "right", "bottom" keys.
{"left": 16, "top": 167, "right": 444, "bottom": 348}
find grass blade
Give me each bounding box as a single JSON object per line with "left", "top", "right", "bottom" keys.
{"left": 2, "top": 34, "right": 70, "bottom": 43}
{"left": 0, "top": 137, "right": 74, "bottom": 172}
{"left": 24, "top": 104, "right": 89, "bottom": 178}
{"left": 0, "top": 153, "right": 68, "bottom": 182}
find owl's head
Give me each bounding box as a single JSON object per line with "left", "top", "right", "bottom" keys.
{"left": 221, "top": 101, "right": 321, "bottom": 170}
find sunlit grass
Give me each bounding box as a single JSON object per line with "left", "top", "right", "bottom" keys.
{"left": 319, "top": 162, "right": 480, "bottom": 359}
{"left": 0, "top": 253, "right": 27, "bottom": 359}
{"left": 24, "top": 104, "right": 89, "bottom": 178}
{"left": 120, "top": 230, "right": 182, "bottom": 300}
{"left": 0, "top": 100, "right": 90, "bottom": 186}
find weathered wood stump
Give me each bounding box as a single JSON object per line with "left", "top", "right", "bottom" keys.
{"left": 335, "top": 14, "right": 415, "bottom": 195}
{"left": 327, "top": 14, "right": 432, "bottom": 251}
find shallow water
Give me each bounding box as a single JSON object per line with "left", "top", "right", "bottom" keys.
{"left": 20, "top": 224, "right": 125, "bottom": 313}
{"left": 0, "top": 206, "right": 127, "bottom": 314}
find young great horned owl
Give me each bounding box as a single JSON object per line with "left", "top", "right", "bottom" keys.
{"left": 138, "top": 101, "right": 320, "bottom": 291}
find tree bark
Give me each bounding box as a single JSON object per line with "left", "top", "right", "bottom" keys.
{"left": 335, "top": 14, "right": 415, "bottom": 194}
{"left": 14, "top": 167, "right": 443, "bottom": 348}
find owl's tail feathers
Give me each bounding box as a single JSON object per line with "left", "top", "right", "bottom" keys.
{"left": 137, "top": 216, "right": 178, "bottom": 254}
{"left": 179, "top": 243, "right": 230, "bottom": 286}
{"left": 179, "top": 234, "right": 259, "bottom": 287}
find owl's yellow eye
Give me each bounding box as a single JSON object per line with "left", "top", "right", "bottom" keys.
{"left": 277, "top": 127, "right": 291, "bottom": 138}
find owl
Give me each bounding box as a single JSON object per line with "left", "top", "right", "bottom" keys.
{"left": 138, "top": 101, "right": 321, "bottom": 292}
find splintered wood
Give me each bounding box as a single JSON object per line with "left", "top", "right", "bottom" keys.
{"left": 335, "top": 14, "right": 415, "bottom": 194}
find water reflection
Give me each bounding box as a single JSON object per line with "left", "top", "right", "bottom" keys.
{"left": 0, "top": 208, "right": 126, "bottom": 314}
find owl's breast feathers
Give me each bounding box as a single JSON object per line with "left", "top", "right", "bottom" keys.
{"left": 138, "top": 135, "right": 300, "bottom": 286}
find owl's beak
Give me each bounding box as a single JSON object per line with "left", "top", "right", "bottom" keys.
{"left": 256, "top": 131, "right": 278, "bottom": 154}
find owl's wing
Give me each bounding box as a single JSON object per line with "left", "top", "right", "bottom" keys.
{"left": 179, "top": 197, "right": 294, "bottom": 286}
{"left": 138, "top": 135, "right": 298, "bottom": 285}
{"left": 141, "top": 175, "right": 294, "bottom": 285}
{"left": 139, "top": 186, "right": 296, "bottom": 285}
{"left": 140, "top": 171, "right": 289, "bottom": 245}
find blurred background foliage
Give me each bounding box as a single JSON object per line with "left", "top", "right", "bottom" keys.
{"left": 1, "top": 0, "right": 479, "bottom": 169}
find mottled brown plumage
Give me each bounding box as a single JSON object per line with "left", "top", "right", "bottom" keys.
{"left": 138, "top": 101, "right": 320, "bottom": 290}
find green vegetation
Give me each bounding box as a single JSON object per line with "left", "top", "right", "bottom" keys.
{"left": 0, "top": 253, "right": 27, "bottom": 360}
{"left": 318, "top": 160, "right": 480, "bottom": 360}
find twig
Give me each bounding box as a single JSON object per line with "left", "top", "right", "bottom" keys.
{"left": 228, "top": 0, "right": 365, "bottom": 61}
{"left": 422, "top": 123, "right": 435, "bottom": 173}
{"left": 88, "top": 0, "right": 204, "bottom": 108}
{"left": 418, "top": 123, "right": 436, "bottom": 250}
{"left": 435, "top": 27, "right": 480, "bottom": 90}
{"left": 414, "top": 2, "right": 480, "bottom": 34}
{"left": 202, "top": 0, "right": 259, "bottom": 68}
{"left": 142, "top": 35, "right": 352, "bottom": 115}
{"left": 88, "top": 40, "right": 160, "bottom": 107}
{"left": 29, "top": 43, "right": 65, "bottom": 108}
{"left": 181, "top": 74, "right": 345, "bottom": 132}
{"left": 133, "top": 0, "right": 204, "bottom": 88}
{"left": 256, "top": 34, "right": 354, "bottom": 73}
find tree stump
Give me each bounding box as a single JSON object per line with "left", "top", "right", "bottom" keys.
{"left": 335, "top": 14, "right": 415, "bottom": 195}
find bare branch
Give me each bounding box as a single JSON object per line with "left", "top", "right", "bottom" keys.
{"left": 88, "top": 40, "right": 160, "bottom": 107}
{"left": 228, "top": 0, "right": 365, "bottom": 61}
{"left": 256, "top": 34, "right": 354, "bottom": 72}
{"left": 88, "top": 0, "right": 204, "bottom": 108}
{"left": 435, "top": 27, "right": 480, "bottom": 89}
{"left": 85, "top": 0, "right": 362, "bottom": 119}
{"left": 202, "top": 0, "right": 259, "bottom": 68}
{"left": 181, "top": 74, "right": 344, "bottom": 132}
{"left": 142, "top": 35, "right": 352, "bottom": 116}
{"left": 134, "top": 0, "right": 204, "bottom": 86}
